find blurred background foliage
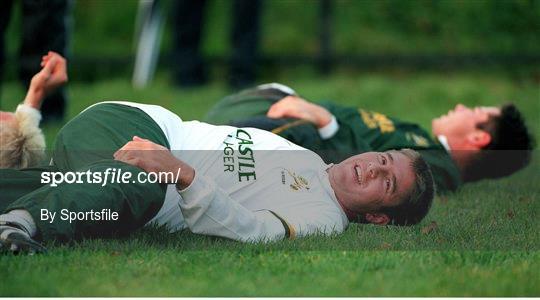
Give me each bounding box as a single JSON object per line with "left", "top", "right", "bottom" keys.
{"left": 3, "top": 0, "right": 540, "bottom": 81}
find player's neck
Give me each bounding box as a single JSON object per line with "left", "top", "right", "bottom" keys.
{"left": 449, "top": 150, "right": 476, "bottom": 180}
{"left": 327, "top": 167, "right": 358, "bottom": 221}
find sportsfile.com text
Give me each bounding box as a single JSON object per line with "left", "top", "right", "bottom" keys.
{"left": 40, "top": 168, "right": 182, "bottom": 187}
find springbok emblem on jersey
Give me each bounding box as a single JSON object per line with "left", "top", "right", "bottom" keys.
{"left": 282, "top": 169, "right": 310, "bottom": 191}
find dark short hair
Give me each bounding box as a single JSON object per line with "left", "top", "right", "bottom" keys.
{"left": 381, "top": 149, "right": 435, "bottom": 226}
{"left": 463, "top": 103, "right": 535, "bottom": 182}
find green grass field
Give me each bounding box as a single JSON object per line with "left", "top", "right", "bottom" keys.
{"left": 0, "top": 71, "right": 539, "bottom": 296}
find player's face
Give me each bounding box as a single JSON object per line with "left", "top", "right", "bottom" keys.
{"left": 432, "top": 104, "right": 500, "bottom": 142}
{"left": 328, "top": 150, "right": 415, "bottom": 214}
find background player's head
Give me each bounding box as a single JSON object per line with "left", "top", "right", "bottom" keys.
{"left": 432, "top": 103, "right": 534, "bottom": 182}
{"left": 0, "top": 107, "right": 45, "bottom": 168}
{"left": 328, "top": 149, "right": 435, "bottom": 226}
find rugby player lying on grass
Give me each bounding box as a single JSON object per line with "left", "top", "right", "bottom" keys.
{"left": 0, "top": 53, "right": 434, "bottom": 254}
{"left": 205, "top": 83, "right": 534, "bottom": 193}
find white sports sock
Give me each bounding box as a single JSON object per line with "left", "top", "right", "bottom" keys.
{"left": 0, "top": 210, "right": 37, "bottom": 237}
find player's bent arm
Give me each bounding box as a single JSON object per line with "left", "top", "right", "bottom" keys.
{"left": 177, "top": 173, "right": 288, "bottom": 243}
{"left": 267, "top": 96, "right": 340, "bottom": 139}
{"left": 23, "top": 52, "right": 68, "bottom": 110}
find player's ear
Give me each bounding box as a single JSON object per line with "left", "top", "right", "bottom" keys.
{"left": 466, "top": 130, "right": 491, "bottom": 149}
{"left": 365, "top": 213, "right": 390, "bottom": 225}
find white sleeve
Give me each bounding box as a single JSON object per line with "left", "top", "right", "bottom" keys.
{"left": 15, "top": 104, "right": 42, "bottom": 126}
{"left": 255, "top": 82, "right": 297, "bottom": 95}
{"left": 317, "top": 115, "right": 339, "bottom": 139}
{"left": 177, "top": 173, "right": 287, "bottom": 243}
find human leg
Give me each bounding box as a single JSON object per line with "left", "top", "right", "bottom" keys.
{"left": 3, "top": 159, "right": 167, "bottom": 243}
{"left": 0, "top": 0, "right": 14, "bottom": 98}
{"left": 0, "top": 165, "right": 58, "bottom": 212}
{"left": 19, "top": 0, "right": 71, "bottom": 122}
{"left": 171, "top": 0, "right": 208, "bottom": 87}
{"left": 51, "top": 103, "right": 170, "bottom": 171}
{"left": 1, "top": 103, "right": 171, "bottom": 252}
{"left": 229, "top": 0, "right": 262, "bottom": 88}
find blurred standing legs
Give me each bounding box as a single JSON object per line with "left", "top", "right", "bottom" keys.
{"left": 172, "top": 0, "right": 208, "bottom": 87}
{"left": 229, "top": 0, "right": 261, "bottom": 89}
{"left": 172, "top": 0, "right": 261, "bottom": 89}
{"left": 0, "top": 0, "right": 70, "bottom": 122}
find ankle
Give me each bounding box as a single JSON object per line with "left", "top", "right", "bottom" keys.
{"left": 0, "top": 210, "right": 37, "bottom": 237}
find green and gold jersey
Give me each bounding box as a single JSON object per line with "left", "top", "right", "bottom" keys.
{"left": 204, "top": 86, "right": 463, "bottom": 193}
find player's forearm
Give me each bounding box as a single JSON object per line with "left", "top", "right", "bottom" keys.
{"left": 309, "top": 103, "right": 333, "bottom": 128}
{"left": 22, "top": 88, "right": 44, "bottom": 110}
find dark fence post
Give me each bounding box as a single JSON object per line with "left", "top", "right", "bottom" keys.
{"left": 318, "top": 0, "right": 333, "bottom": 74}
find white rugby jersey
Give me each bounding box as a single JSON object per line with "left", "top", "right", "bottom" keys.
{"left": 91, "top": 101, "right": 349, "bottom": 242}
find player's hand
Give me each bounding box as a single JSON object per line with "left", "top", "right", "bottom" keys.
{"left": 266, "top": 96, "right": 332, "bottom": 128}
{"left": 113, "top": 136, "right": 195, "bottom": 188}
{"left": 24, "top": 51, "right": 68, "bottom": 109}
